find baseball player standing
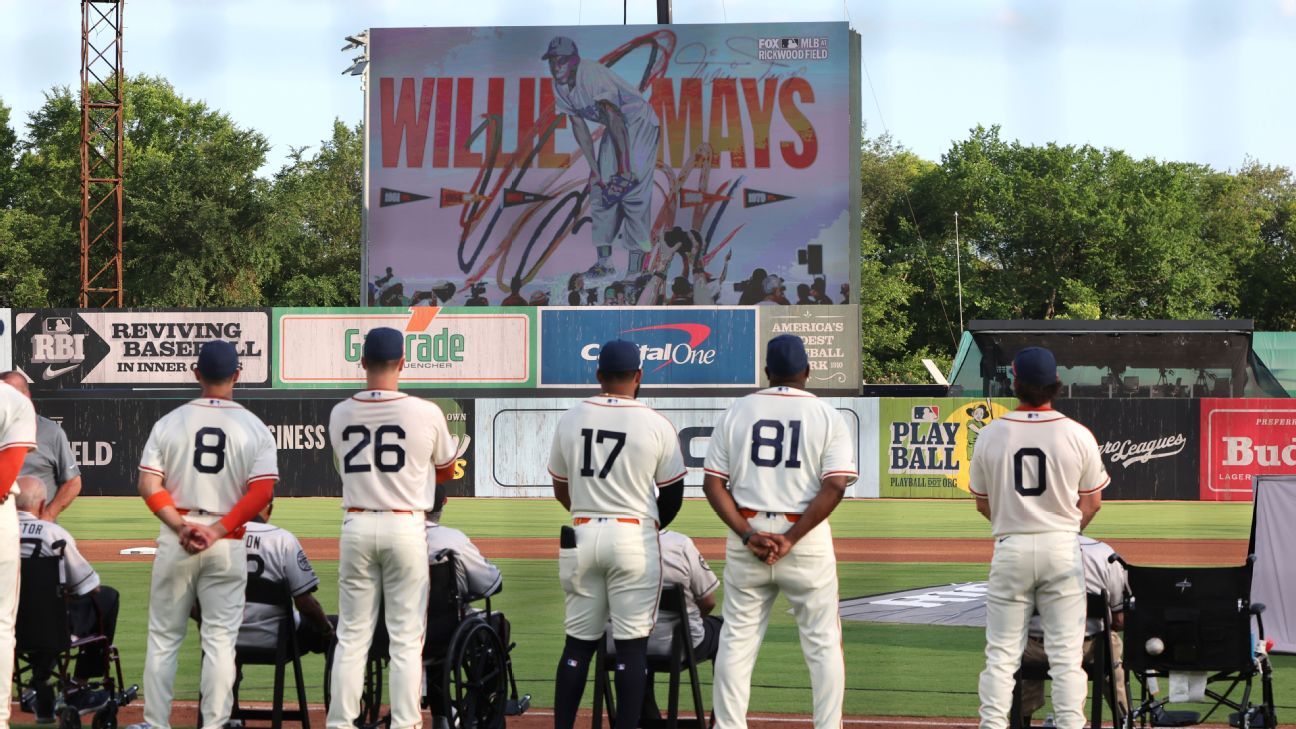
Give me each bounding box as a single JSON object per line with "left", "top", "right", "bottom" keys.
{"left": 326, "top": 327, "right": 458, "bottom": 729}
{"left": 133, "top": 340, "right": 278, "bottom": 729}
{"left": 544, "top": 36, "right": 662, "bottom": 280}
{"left": 548, "top": 339, "right": 686, "bottom": 729}
{"left": 702, "top": 334, "right": 858, "bottom": 729}
{"left": 0, "top": 378, "right": 37, "bottom": 729}
{"left": 969, "top": 347, "right": 1107, "bottom": 729}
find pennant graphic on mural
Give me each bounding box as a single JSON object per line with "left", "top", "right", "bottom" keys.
{"left": 379, "top": 188, "right": 432, "bottom": 208}
{"left": 742, "top": 189, "right": 795, "bottom": 208}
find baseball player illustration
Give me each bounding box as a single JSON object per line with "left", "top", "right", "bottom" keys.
{"left": 969, "top": 346, "right": 1107, "bottom": 729}
{"left": 702, "top": 334, "right": 858, "bottom": 729}
{"left": 544, "top": 36, "right": 662, "bottom": 280}
{"left": 0, "top": 378, "right": 37, "bottom": 729}
{"left": 132, "top": 340, "right": 278, "bottom": 729}
{"left": 326, "top": 327, "right": 459, "bottom": 729}
{"left": 547, "top": 339, "right": 686, "bottom": 729}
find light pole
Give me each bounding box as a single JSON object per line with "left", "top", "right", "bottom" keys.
{"left": 955, "top": 211, "right": 963, "bottom": 333}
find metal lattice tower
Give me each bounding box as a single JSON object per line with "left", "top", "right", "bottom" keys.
{"left": 79, "top": 0, "right": 124, "bottom": 308}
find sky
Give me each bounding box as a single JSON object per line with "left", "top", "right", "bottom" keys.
{"left": 1, "top": 0, "right": 1294, "bottom": 176}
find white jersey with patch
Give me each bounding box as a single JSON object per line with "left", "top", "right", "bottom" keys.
{"left": 547, "top": 396, "right": 686, "bottom": 522}
{"left": 969, "top": 409, "right": 1109, "bottom": 537}
{"left": 239, "top": 521, "right": 320, "bottom": 650}
{"left": 18, "top": 511, "right": 100, "bottom": 595}
{"left": 0, "top": 383, "right": 36, "bottom": 494}
{"left": 329, "top": 391, "right": 457, "bottom": 512}
{"left": 651, "top": 529, "right": 719, "bottom": 652}
{"left": 704, "top": 387, "right": 858, "bottom": 513}
{"left": 426, "top": 522, "right": 503, "bottom": 600}
{"left": 138, "top": 399, "right": 279, "bottom": 513}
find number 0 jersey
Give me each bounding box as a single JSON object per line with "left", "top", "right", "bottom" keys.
{"left": 138, "top": 398, "right": 279, "bottom": 513}
{"left": 547, "top": 396, "right": 686, "bottom": 522}
{"left": 704, "top": 387, "right": 858, "bottom": 513}
{"left": 329, "top": 390, "right": 457, "bottom": 512}
{"left": 968, "top": 409, "right": 1109, "bottom": 536}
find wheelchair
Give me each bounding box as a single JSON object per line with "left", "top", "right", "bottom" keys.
{"left": 13, "top": 539, "right": 138, "bottom": 729}
{"left": 1115, "top": 554, "right": 1277, "bottom": 729}
{"left": 350, "top": 551, "right": 529, "bottom": 729}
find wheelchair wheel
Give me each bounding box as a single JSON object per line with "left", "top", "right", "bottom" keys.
{"left": 442, "top": 619, "right": 508, "bottom": 729}
{"left": 57, "top": 705, "right": 80, "bottom": 729}
{"left": 91, "top": 703, "right": 117, "bottom": 729}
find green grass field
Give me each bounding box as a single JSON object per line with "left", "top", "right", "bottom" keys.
{"left": 32, "top": 498, "right": 1294, "bottom": 721}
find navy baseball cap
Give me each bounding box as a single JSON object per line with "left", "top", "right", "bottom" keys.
{"left": 1012, "top": 346, "right": 1058, "bottom": 386}
{"left": 196, "top": 340, "right": 239, "bottom": 380}
{"left": 598, "top": 339, "right": 641, "bottom": 373}
{"left": 363, "top": 327, "right": 405, "bottom": 362}
{"left": 542, "top": 36, "right": 578, "bottom": 60}
{"left": 766, "top": 334, "right": 809, "bottom": 377}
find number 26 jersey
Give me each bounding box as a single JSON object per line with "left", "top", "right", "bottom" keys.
{"left": 138, "top": 398, "right": 279, "bottom": 513}
{"left": 547, "top": 396, "right": 686, "bottom": 522}
{"left": 968, "top": 409, "right": 1109, "bottom": 536}
{"left": 329, "top": 390, "right": 457, "bottom": 512}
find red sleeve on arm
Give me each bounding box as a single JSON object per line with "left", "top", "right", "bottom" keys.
{"left": 0, "top": 447, "right": 27, "bottom": 498}
{"left": 219, "top": 478, "right": 276, "bottom": 536}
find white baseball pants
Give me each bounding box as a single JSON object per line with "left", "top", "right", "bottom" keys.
{"left": 713, "top": 515, "right": 843, "bottom": 729}
{"left": 327, "top": 512, "right": 429, "bottom": 729}
{"left": 143, "top": 517, "right": 247, "bottom": 729}
{"left": 978, "top": 532, "right": 1086, "bottom": 729}
{"left": 559, "top": 518, "right": 661, "bottom": 641}
{"left": 0, "top": 498, "right": 18, "bottom": 729}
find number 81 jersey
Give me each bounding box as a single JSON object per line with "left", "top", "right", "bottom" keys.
{"left": 704, "top": 386, "right": 858, "bottom": 513}
{"left": 968, "top": 409, "right": 1109, "bottom": 536}
{"left": 329, "top": 390, "right": 457, "bottom": 512}
{"left": 547, "top": 396, "right": 686, "bottom": 522}
{"left": 138, "top": 398, "right": 279, "bottom": 513}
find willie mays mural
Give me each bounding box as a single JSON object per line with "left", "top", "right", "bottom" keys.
{"left": 364, "top": 23, "right": 861, "bottom": 307}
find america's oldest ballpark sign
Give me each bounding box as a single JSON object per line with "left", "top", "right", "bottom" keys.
{"left": 273, "top": 307, "right": 535, "bottom": 388}
{"left": 364, "top": 22, "right": 861, "bottom": 310}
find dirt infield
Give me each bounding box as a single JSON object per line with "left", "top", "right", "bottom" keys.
{"left": 80, "top": 536, "right": 1250, "bottom": 566}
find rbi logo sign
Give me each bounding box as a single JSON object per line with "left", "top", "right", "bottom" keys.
{"left": 31, "top": 317, "right": 88, "bottom": 380}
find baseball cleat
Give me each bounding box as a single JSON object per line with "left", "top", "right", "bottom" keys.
{"left": 584, "top": 259, "right": 617, "bottom": 280}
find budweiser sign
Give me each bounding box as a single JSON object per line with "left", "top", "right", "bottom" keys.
{"left": 1199, "top": 399, "right": 1296, "bottom": 502}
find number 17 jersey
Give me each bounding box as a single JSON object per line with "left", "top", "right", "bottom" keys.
{"left": 329, "top": 390, "right": 457, "bottom": 512}
{"left": 968, "top": 409, "right": 1109, "bottom": 536}
{"left": 138, "top": 398, "right": 279, "bottom": 513}
{"left": 547, "top": 396, "right": 686, "bottom": 522}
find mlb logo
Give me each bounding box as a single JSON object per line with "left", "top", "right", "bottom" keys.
{"left": 779, "top": 37, "right": 801, "bottom": 49}
{"left": 44, "top": 317, "right": 73, "bottom": 334}
{"left": 912, "top": 406, "right": 939, "bottom": 422}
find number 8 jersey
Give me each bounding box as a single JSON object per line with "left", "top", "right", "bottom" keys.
{"left": 547, "top": 396, "right": 686, "bottom": 522}
{"left": 704, "top": 386, "right": 858, "bottom": 513}
{"left": 968, "top": 409, "right": 1109, "bottom": 536}
{"left": 329, "top": 390, "right": 457, "bottom": 512}
{"left": 138, "top": 398, "right": 279, "bottom": 513}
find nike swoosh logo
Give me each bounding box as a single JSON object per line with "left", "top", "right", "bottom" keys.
{"left": 41, "top": 364, "right": 81, "bottom": 380}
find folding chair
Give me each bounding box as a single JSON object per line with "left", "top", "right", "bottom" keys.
{"left": 1009, "top": 590, "right": 1120, "bottom": 728}
{"left": 592, "top": 584, "right": 712, "bottom": 729}
{"left": 1120, "top": 556, "right": 1277, "bottom": 729}
{"left": 229, "top": 575, "right": 311, "bottom": 729}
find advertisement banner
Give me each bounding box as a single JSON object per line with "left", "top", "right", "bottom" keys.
{"left": 758, "top": 305, "right": 858, "bottom": 390}
{"left": 538, "top": 307, "right": 757, "bottom": 387}
{"left": 878, "top": 397, "right": 1014, "bottom": 498}
{"left": 1199, "top": 398, "right": 1296, "bottom": 502}
{"left": 1053, "top": 399, "right": 1199, "bottom": 500}
{"left": 0, "top": 308, "right": 10, "bottom": 371}
{"left": 34, "top": 396, "right": 476, "bottom": 498}
{"left": 12, "top": 310, "right": 270, "bottom": 389}
{"left": 475, "top": 396, "right": 876, "bottom": 497}
{"left": 365, "top": 22, "right": 861, "bottom": 309}
{"left": 273, "top": 307, "right": 534, "bottom": 388}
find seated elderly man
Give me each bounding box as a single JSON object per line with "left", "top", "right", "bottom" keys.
{"left": 425, "top": 484, "right": 503, "bottom": 601}
{"left": 16, "top": 477, "right": 120, "bottom": 722}
{"left": 238, "top": 499, "right": 334, "bottom": 655}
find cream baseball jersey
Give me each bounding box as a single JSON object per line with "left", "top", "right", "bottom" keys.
{"left": 0, "top": 383, "right": 36, "bottom": 486}
{"left": 18, "top": 512, "right": 100, "bottom": 595}
{"left": 240, "top": 521, "right": 320, "bottom": 649}
{"left": 547, "top": 396, "right": 686, "bottom": 521}
{"left": 329, "top": 391, "right": 456, "bottom": 512}
{"left": 968, "top": 409, "right": 1109, "bottom": 536}
{"left": 138, "top": 399, "right": 278, "bottom": 513}
{"left": 704, "top": 387, "right": 858, "bottom": 513}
